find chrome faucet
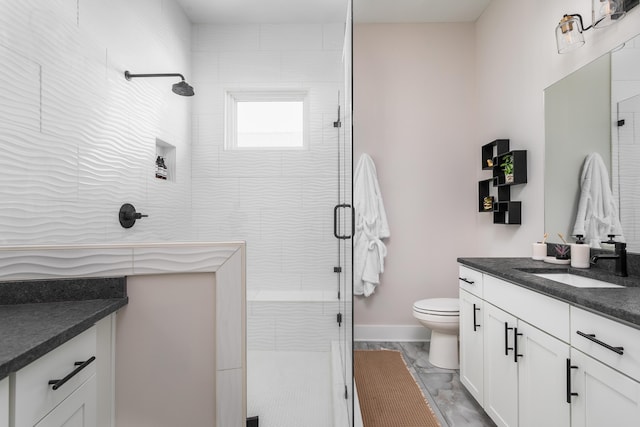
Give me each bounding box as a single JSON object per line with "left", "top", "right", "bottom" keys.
{"left": 590, "top": 236, "right": 627, "bottom": 277}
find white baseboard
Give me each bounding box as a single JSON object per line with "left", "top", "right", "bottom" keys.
{"left": 354, "top": 325, "right": 430, "bottom": 342}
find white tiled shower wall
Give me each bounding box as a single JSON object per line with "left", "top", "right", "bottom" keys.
{"left": 1, "top": 1, "right": 350, "bottom": 351}
{"left": 0, "top": 0, "right": 192, "bottom": 244}
{"left": 190, "top": 23, "right": 349, "bottom": 350}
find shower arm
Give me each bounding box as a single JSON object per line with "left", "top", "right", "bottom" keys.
{"left": 124, "top": 71, "right": 186, "bottom": 82}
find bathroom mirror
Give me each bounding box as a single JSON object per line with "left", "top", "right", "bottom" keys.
{"left": 544, "top": 32, "right": 640, "bottom": 252}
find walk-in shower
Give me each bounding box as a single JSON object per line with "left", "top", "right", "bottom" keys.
{"left": 188, "top": 1, "right": 353, "bottom": 425}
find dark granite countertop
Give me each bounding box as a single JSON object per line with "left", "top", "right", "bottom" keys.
{"left": 0, "top": 277, "right": 128, "bottom": 380}
{"left": 458, "top": 257, "right": 640, "bottom": 329}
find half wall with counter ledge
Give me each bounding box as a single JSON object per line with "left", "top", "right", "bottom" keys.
{"left": 0, "top": 241, "right": 246, "bottom": 427}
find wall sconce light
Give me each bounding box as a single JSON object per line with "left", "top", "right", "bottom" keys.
{"left": 556, "top": 0, "right": 636, "bottom": 54}
{"left": 592, "top": 0, "right": 626, "bottom": 28}
{"left": 556, "top": 14, "right": 588, "bottom": 54}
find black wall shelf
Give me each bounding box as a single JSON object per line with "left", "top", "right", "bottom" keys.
{"left": 478, "top": 139, "right": 527, "bottom": 225}
{"left": 481, "top": 139, "right": 509, "bottom": 170}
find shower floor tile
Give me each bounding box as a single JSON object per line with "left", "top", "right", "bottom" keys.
{"left": 355, "top": 341, "right": 496, "bottom": 427}
{"left": 247, "top": 350, "right": 332, "bottom": 427}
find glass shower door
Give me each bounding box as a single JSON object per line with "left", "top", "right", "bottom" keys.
{"left": 334, "top": 1, "right": 354, "bottom": 423}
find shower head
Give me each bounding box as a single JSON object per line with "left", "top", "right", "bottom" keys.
{"left": 124, "top": 71, "right": 195, "bottom": 97}
{"left": 172, "top": 80, "right": 195, "bottom": 97}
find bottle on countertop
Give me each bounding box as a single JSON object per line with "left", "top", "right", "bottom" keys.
{"left": 571, "top": 234, "right": 590, "bottom": 268}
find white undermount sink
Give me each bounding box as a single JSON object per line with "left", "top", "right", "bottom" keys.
{"left": 533, "top": 273, "right": 624, "bottom": 289}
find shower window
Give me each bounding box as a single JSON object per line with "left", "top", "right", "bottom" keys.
{"left": 224, "top": 90, "right": 309, "bottom": 149}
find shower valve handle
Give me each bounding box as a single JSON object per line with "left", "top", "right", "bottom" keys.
{"left": 119, "top": 203, "right": 149, "bottom": 228}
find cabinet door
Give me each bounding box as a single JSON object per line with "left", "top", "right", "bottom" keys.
{"left": 570, "top": 350, "right": 640, "bottom": 427}
{"left": 35, "top": 375, "right": 96, "bottom": 427}
{"left": 517, "top": 321, "right": 570, "bottom": 427}
{"left": 460, "top": 289, "right": 484, "bottom": 406}
{"left": 483, "top": 303, "right": 518, "bottom": 427}
{"left": 0, "top": 377, "right": 8, "bottom": 427}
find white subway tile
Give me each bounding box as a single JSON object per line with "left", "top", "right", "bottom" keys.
{"left": 193, "top": 24, "right": 260, "bottom": 52}
{"left": 259, "top": 24, "right": 323, "bottom": 51}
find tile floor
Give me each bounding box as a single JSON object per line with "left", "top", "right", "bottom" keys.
{"left": 354, "top": 341, "right": 496, "bottom": 427}
{"left": 247, "top": 351, "right": 333, "bottom": 427}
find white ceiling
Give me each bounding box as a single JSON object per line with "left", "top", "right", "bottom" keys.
{"left": 355, "top": 0, "right": 491, "bottom": 23}
{"left": 175, "top": 0, "right": 492, "bottom": 24}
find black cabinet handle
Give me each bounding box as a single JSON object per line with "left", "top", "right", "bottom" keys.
{"left": 576, "top": 331, "right": 624, "bottom": 355}
{"left": 459, "top": 277, "right": 475, "bottom": 285}
{"left": 514, "top": 327, "right": 523, "bottom": 362}
{"left": 48, "top": 356, "right": 96, "bottom": 391}
{"left": 505, "top": 322, "right": 513, "bottom": 356}
{"left": 566, "top": 358, "right": 579, "bottom": 403}
{"left": 473, "top": 304, "right": 481, "bottom": 332}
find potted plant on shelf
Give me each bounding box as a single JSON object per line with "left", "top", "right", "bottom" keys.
{"left": 501, "top": 154, "right": 514, "bottom": 184}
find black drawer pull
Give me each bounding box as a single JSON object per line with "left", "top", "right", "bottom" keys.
{"left": 48, "top": 356, "right": 96, "bottom": 391}
{"left": 514, "top": 327, "right": 523, "bottom": 362}
{"left": 459, "top": 277, "right": 475, "bottom": 285}
{"left": 473, "top": 304, "right": 481, "bottom": 332}
{"left": 576, "top": 331, "right": 624, "bottom": 355}
{"left": 566, "top": 358, "right": 579, "bottom": 403}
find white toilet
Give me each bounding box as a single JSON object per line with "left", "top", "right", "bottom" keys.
{"left": 412, "top": 298, "right": 460, "bottom": 369}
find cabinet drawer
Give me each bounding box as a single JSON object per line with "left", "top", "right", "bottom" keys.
{"left": 14, "top": 326, "right": 97, "bottom": 426}
{"left": 571, "top": 306, "right": 640, "bottom": 381}
{"left": 484, "top": 275, "right": 570, "bottom": 342}
{"left": 459, "top": 265, "right": 483, "bottom": 297}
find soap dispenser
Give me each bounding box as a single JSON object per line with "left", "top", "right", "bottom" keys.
{"left": 571, "top": 235, "right": 590, "bottom": 268}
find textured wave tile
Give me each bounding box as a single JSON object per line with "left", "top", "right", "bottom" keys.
{"left": 0, "top": 126, "right": 79, "bottom": 200}
{"left": 0, "top": 44, "right": 41, "bottom": 131}
{"left": 78, "top": 145, "right": 148, "bottom": 202}
{"left": 0, "top": 247, "right": 133, "bottom": 280}
{"left": 132, "top": 245, "right": 242, "bottom": 274}
{"left": 275, "top": 308, "right": 337, "bottom": 351}
{"left": 218, "top": 149, "right": 283, "bottom": 177}
{"left": 0, "top": 200, "right": 114, "bottom": 245}
{"left": 247, "top": 315, "right": 277, "bottom": 351}
{"left": 248, "top": 300, "right": 339, "bottom": 351}
{"left": 238, "top": 177, "right": 303, "bottom": 210}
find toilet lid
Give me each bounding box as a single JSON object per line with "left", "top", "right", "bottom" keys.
{"left": 413, "top": 298, "right": 459, "bottom": 314}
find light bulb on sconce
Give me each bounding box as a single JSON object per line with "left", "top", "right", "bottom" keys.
{"left": 593, "top": 0, "right": 626, "bottom": 28}
{"left": 555, "top": 14, "right": 587, "bottom": 54}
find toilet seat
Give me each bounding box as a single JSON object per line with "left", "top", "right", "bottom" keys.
{"left": 413, "top": 298, "right": 459, "bottom": 316}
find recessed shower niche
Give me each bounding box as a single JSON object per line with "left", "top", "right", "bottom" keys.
{"left": 155, "top": 138, "right": 175, "bottom": 182}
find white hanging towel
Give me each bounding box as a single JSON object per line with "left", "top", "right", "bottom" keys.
{"left": 354, "top": 153, "right": 390, "bottom": 297}
{"left": 572, "top": 152, "right": 624, "bottom": 248}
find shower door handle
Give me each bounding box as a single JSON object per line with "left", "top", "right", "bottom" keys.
{"left": 333, "top": 204, "right": 354, "bottom": 239}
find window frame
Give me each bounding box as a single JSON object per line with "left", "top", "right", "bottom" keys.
{"left": 224, "top": 89, "right": 310, "bottom": 151}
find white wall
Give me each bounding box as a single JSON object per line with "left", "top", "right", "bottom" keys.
{"left": 0, "top": 0, "right": 192, "bottom": 245}
{"left": 353, "top": 1, "right": 640, "bottom": 332}
{"left": 353, "top": 23, "right": 478, "bottom": 328}
{"left": 190, "top": 23, "right": 345, "bottom": 295}
{"left": 475, "top": 0, "right": 640, "bottom": 255}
